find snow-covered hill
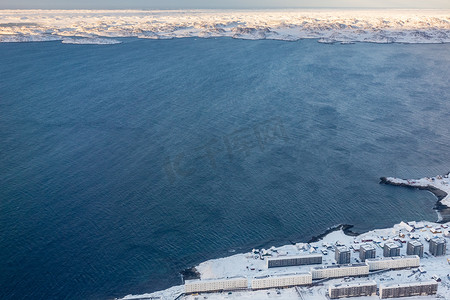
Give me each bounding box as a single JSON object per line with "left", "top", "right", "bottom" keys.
{"left": 1, "top": 9, "right": 449, "bottom": 44}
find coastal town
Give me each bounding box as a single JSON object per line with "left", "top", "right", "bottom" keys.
{"left": 121, "top": 219, "right": 449, "bottom": 300}
{"left": 121, "top": 174, "right": 450, "bottom": 300}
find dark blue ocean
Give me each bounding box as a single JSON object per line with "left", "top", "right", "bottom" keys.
{"left": 0, "top": 38, "right": 449, "bottom": 299}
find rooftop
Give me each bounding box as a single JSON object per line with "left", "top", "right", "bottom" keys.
{"left": 431, "top": 237, "right": 446, "bottom": 243}
{"left": 408, "top": 240, "right": 423, "bottom": 247}
{"left": 385, "top": 242, "right": 400, "bottom": 248}
{"left": 380, "top": 281, "right": 438, "bottom": 288}
{"left": 313, "top": 263, "right": 367, "bottom": 270}
{"left": 366, "top": 255, "right": 419, "bottom": 262}
{"left": 330, "top": 280, "right": 377, "bottom": 288}
{"left": 335, "top": 245, "right": 349, "bottom": 252}
{"left": 253, "top": 272, "right": 311, "bottom": 280}
{"left": 360, "top": 244, "right": 375, "bottom": 251}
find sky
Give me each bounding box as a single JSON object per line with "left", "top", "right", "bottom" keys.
{"left": 1, "top": 0, "right": 449, "bottom": 9}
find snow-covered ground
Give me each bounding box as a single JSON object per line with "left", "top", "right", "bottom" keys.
{"left": 120, "top": 220, "right": 450, "bottom": 300}
{"left": 1, "top": 9, "right": 450, "bottom": 44}
{"left": 384, "top": 172, "right": 450, "bottom": 207}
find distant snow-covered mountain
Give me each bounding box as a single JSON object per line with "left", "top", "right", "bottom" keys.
{"left": 0, "top": 9, "right": 449, "bottom": 44}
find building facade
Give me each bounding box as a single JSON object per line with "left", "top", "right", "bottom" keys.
{"left": 365, "top": 255, "right": 420, "bottom": 271}
{"left": 267, "top": 254, "right": 322, "bottom": 268}
{"left": 329, "top": 281, "right": 377, "bottom": 299}
{"left": 383, "top": 242, "right": 401, "bottom": 257}
{"left": 311, "top": 263, "right": 369, "bottom": 279}
{"left": 406, "top": 240, "right": 423, "bottom": 257}
{"left": 185, "top": 277, "right": 248, "bottom": 294}
{"left": 429, "top": 237, "right": 447, "bottom": 256}
{"left": 379, "top": 281, "right": 438, "bottom": 298}
{"left": 251, "top": 273, "right": 312, "bottom": 290}
{"left": 359, "top": 244, "right": 376, "bottom": 262}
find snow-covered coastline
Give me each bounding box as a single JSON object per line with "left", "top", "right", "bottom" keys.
{"left": 120, "top": 220, "right": 450, "bottom": 300}
{"left": 119, "top": 173, "right": 450, "bottom": 299}
{"left": 381, "top": 172, "right": 450, "bottom": 208}
{"left": 1, "top": 9, "right": 450, "bottom": 44}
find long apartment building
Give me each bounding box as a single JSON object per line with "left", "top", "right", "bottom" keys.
{"left": 184, "top": 277, "right": 248, "bottom": 294}
{"left": 329, "top": 280, "right": 377, "bottom": 299}
{"left": 311, "top": 263, "right": 369, "bottom": 279}
{"left": 365, "top": 255, "right": 420, "bottom": 271}
{"left": 251, "top": 273, "right": 312, "bottom": 290}
{"left": 379, "top": 281, "right": 438, "bottom": 298}
{"left": 266, "top": 254, "right": 322, "bottom": 268}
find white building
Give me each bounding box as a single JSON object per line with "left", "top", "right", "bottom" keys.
{"left": 399, "top": 221, "right": 414, "bottom": 232}
{"left": 184, "top": 277, "right": 248, "bottom": 294}
{"left": 365, "top": 255, "right": 420, "bottom": 271}
{"left": 251, "top": 273, "right": 312, "bottom": 290}
{"left": 311, "top": 263, "right": 369, "bottom": 279}
{"left": 408, "top": 221, "right": 425, "bottom": 229}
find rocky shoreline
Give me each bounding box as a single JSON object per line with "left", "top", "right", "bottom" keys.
{"left": 308, "top": 224, "right": 360, "bottom": 243}
{"left": 380, "top": 172, "right": 450, "bottom": 222}
{"left": 180, "top": 267, "right": 201, "bottom": 281}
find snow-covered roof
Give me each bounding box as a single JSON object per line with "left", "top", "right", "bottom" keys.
{"left": 335, "top": 245, "right": 349, "bottom": 252}
{"left": 366, "top": 255, "right": 419, "bottom": 262}
{"left": 408, "top": 240, "right": 423, "bottom": 247}
{"left": 312, "top": 263, "right": 367, "bottom": 270}
{"left": 330, "top": 280, "right": 377, "bottom": 288}
{"left": 384, "top": 242, "right": 400, "bottom": 249}
{"left": 380, "top": 281, "right": 437, "bottom": 288}
{"left": 430, "top": 237, "right": 446, "bottom": 244}
{"left": 399, "top": 221, "right": 414, "bottom": 232}
{"left": 253, "top": 272, "right": 311, "bottom": 279}
{"left": 360, "top": 244, "right": 375, "bottom": 251}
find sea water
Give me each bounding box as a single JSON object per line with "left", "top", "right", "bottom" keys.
{"left": 0, "top": 38, "right": 449, "bottom": 299}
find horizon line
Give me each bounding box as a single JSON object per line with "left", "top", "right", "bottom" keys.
{"left": 1, "top": 7, "right": 450, "bottom": 10}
